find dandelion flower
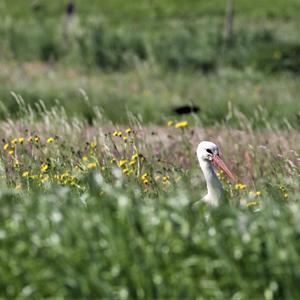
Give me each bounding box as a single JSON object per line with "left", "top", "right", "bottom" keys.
{"left": 47, "top": 137, "right": 54, "bottom": 143}
{"left": 131, "top": 154, "right": 138, "bottom": 161}
{"left": 41, "top": 163, "right": 49, "bottom": 173}
{"left": 175, "top": 121, "right": 188, "bottom": 128}
{"left": 3, "top": 143, "right": 9, "bottom": 150}
{"left": 119, "top": 160, "right": 128, "bottom": 168}
{"left": 11, "top": 138, "right": 18, "bottom": 145}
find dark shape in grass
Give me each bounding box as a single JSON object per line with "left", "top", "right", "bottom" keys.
{"left": 173, "top": 105, "right": 200, "bottom": 115}
{"left": 65, "top": 1, "right": 75, "bottom": 16}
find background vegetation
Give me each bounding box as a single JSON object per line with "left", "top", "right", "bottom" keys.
{"left": 0, "top": 0, "right": 300, "bottom": 298}
{"left": 0, "top": 0, "right": 299, "bottom": 126}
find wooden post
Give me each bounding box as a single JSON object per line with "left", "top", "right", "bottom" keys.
{"left": 223, "top": 0, "right": 234, "bottom": 44}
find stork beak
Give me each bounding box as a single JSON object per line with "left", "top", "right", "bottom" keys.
{"left": 212, "top": 154, "right": 236, "bottom": 182}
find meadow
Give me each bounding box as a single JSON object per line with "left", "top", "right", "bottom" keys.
{"left": 1, "top": 0, "right": 300, "bottom": 299}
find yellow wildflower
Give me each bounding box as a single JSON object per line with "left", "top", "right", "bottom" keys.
{"left": 112, "top": 131, "right": 122, "bottom": 137}
{"left": 41, "top": 163, "right": 49, "bottom": 173}
{"left": 8, "top": 150, "right": 14, "bottom": 156}
{"left": 3, "top": 143, "right": 9, "bottom": 150}
{"left": 155, "top": 175, "right": 161, "bottom": 181}
{"left": 11, "top": 138, "right": 18, "bottom": 145}
{"left": 141, "top": 173, "right": 148, "bottom": 180}
{"left": 110, "top": 158, "right": 116, "bottom": 164}
{"left": 119, "top": 160, "right": 128, "bottom": 168}
{"left": 91, "top": 140, "right": 97, "bottom": 148}
{"left": 34, "top": 136, "right": 40, "bottom": 143}
{"left": 284, "top": 193, "right": 288, "bottom": 199}
{"left": 235, "top": 183, "right": 247, "bottom": 190}
{"left": 22, "top": 171, "right": 29, "bottom": 177}
{"left": 123, "top": 168, "right": 130, "bottom": 175}
{"left": 175, "top": 121, "right": 188, "bottom": 128}
{"left": 123, "top": 136, "right": 128, "bottom": 142}
{"left": 82, "top": 156, "right": 88, "bottom": 161}
{"left": 167, "top": 120, "right": 174, "bottom": 126}
{"left": 125, "top": 128, "right": 132, "bottom": 134}
{"left": 18, "top": 137, "right": 25, "bottom": 144}
{"left": 131, "top": 154, "right": 138, "bottom": 161}
{"left": 129, "top": 160, "right": 136, "bottom": 166}
{"left": 256, "top": 191, "right": 261, "bottom": 196}
{"left": 47, "top": 137, "right": 54, "bottom": 143}
{"left": 87, "top": 162, "right": 97, "bottom": 169}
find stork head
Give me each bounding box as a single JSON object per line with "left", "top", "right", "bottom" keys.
{"left": 197, "top": 141, "right": 219, "bottom": 162}
{"left": 197, "top": 141, "right": 236, "bottom": 182}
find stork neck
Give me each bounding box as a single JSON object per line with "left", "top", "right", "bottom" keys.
{"left": 199, "top": 159, "right": 223, "bottom": 200}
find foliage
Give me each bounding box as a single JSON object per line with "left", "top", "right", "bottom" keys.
{"left": 0, "top": 111, "right": 299, "bottom": 298}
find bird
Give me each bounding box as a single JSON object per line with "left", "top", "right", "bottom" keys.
{"left": 197, "top": 141, "right": 236, "bottom": 207}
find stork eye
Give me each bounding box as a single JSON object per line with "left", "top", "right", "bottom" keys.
{"left": 206, "top": 149, "right": 213, "bottom": 154}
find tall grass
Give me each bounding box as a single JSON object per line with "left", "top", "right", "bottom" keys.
{"left": 0, "top": 104, "right": 299, "bottom": 298}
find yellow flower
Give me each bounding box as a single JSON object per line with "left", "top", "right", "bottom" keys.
{"left": 22, "top": 171, "right": 29, "bottom": 177}
{"left": 123, "top": 168, "right": 130, "bottom": 175}
{"left": 123, "top": 136, "right": 128, "bottom": 142}
{"left": 131, "top": 154, "right": 138, "bottom": 161}
{"left": 13, "top": 160, "right": 20, "bottom": 168}
{"left": 8, "top": 150, "right": 14, "bottom": 155}
{"left": 34, "top": 136, "right": 40, "bottom": 143}
{"left": 284, "top": 193, "right": 288, "bottom": 199}
{"left": 3, "top": 143, "right": 9, "bottom": 150}
{"left": 119, "top": 160, "right": 128, "bottom": 168}
{"left": 256, "top": 191, "right": 261, "bottom": 196}
{"left": 91, "top": 140, "right": 97, "bottom": 148}
{"left": 60, "top": 172, "right": 69, "bottom": 180}
{"left": 235, "top": 183, "right": 247, "bottom": 190}
{"left": 110, "top": 158, "right": 116, "bottom": 164}
{"left": 167, "top": 120, "right": 174, "bottom": 126}
{"left": 11, "top": 138, "right": 18, "bottom": 145}
{"left": 141, "top": 173, "right": 148, "bottom": 180}
{"left": 87, "top": 162, "right": 97, "bottom": 169}
{"left": 125, "top": 128, "right": 132, "bottom": 134}
{"left": 41, "top": 163, "right": 49, "bottom": 173}
{"left": 143, "top": 179, "right": 149, "bottom": 185}
{"left": 47, "top": 137, "right": 54, "bottom": 143}
{"left": 82, "top": 156, "right": 88, "bottom": 161}
{"left": 129, "top": 160, "right": 136, "bottom": 166}
{"left": 163, "top": 176, "right": 170, "bottom": 182}
{"left": 112, "top": 131, "right": 122, "bottom": 137}
{"left": 175, "top": 121, "right": 188, "bottom": 128}
{"left": 18, "top": 137, "right": 25, "bottom": 144}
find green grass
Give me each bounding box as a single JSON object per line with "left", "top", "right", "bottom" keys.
{"left": 1, "top": 65, "right": 300, "bottom": 127}
{"left": 0, "top": 108, "right": 299, "bottom": 298}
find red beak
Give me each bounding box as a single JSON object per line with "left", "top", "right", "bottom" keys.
{"left": 212, "top": 154, "right": 236, "bottom": 182}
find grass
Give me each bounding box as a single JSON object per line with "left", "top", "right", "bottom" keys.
{"left": 0, "top": 108, "right": 300, "bottom": 298}
{"left": 1, "top": 1, "right": 300, "bottom": 298}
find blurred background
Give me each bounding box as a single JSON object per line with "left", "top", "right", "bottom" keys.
{"left": 0, "top": 0, "right": 300, "bottom": 127}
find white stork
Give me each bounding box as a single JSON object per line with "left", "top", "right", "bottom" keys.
{"left": 197, "top": 141, "right": 236, "bottom": 207}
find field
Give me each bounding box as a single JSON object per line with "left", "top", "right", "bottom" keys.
{"left": 1, "top": 0, "right": 300, "bottom": 299}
